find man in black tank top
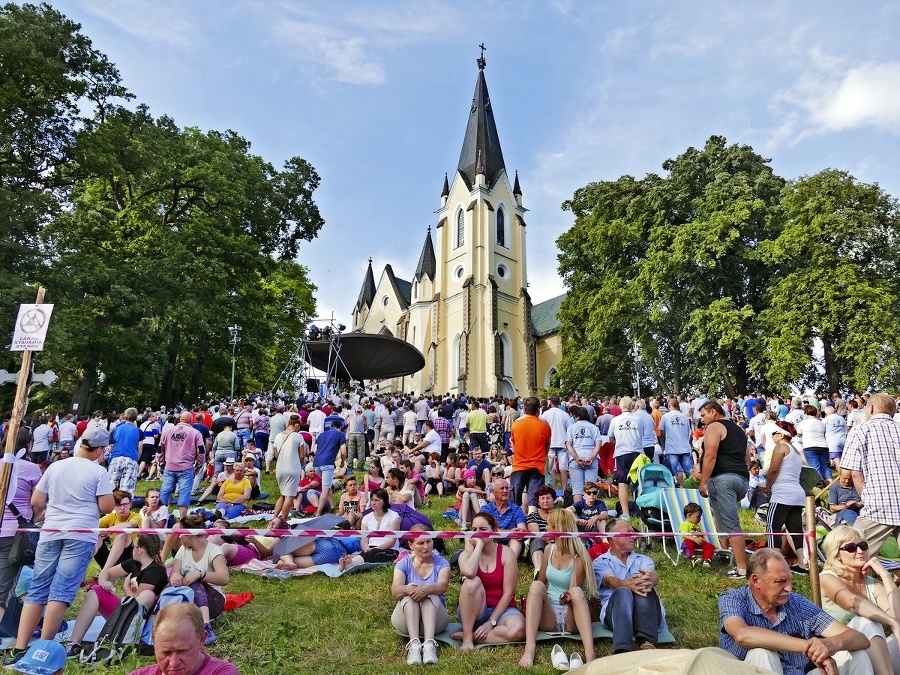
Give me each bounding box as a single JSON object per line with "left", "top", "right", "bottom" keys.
{"left": 698, "top": 401, "right": 750, "bottom": 578}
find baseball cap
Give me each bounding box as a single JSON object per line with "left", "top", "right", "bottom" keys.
{"left": 80, "top": 426, "right": 110, "bottom": 448}
{"left": 10, "top": 640, "right": 66, "bottom": 675}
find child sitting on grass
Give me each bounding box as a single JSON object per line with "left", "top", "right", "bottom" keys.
{"left": 455, "top": 469, "right": 485, "bottom": 530}
{"left": 680, "top": 501, "right": 715, "bottom": 566}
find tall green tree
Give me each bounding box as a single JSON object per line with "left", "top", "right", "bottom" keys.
{"left": 755, "top": 169, "right": 900, "bottom": 393}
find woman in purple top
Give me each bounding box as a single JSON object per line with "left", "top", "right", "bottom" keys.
{"left": 253, "top": 407, "right": 270, "bottom": 462}
{"left": 0, "top": 429, "right": 43, "bottom": 617}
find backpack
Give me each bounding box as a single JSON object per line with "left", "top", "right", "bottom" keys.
{"left": 137, "top": 586, "right": 195, "bottom": 656}
{"left": 79, "top": 596, "right": 147, "bottom": 666}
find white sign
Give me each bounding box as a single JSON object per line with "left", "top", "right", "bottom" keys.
{"left": 10, "top": 304, "right": 54, "bottom": 352}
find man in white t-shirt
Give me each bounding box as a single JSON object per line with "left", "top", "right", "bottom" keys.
{"left": 540, "top": 394, "right": 571, "bottom": 492}
{"left": 7, "top": 427, "right": 114, "bottom": 662}
{"left": 307, "top": 404, "right": 326, "bottom": 451}
{"left": 56, "top": 414, "right": 79, "bottom": 452}
{"left": 410, "top": 419, "right": 442, "bottom": 457}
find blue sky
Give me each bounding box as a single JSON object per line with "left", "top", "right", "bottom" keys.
{"left": 53, "top": 1, "right": 900, "bottom": 329}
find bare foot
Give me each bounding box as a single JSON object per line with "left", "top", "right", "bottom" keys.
{"left": 449, "top": 631, "right": 464, "bottom": 641}
{"left": 459, "top": 639, "right": 476, "bottom": 652}
{"left": 338, "top": 555, "right": 354, "bottom": 572}
{"left": 275, "top": 558, "right": 298, "bottom": 571}
{"left": 518, "top": 651, "right": 535, "bottom": 668}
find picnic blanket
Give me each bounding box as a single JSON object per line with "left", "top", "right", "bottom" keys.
{"left": 236, "top": 557, "right": 390, "bottom": 579}
{"left": 396, "top": 622, "right": 675, "bottom": 649}
{"left": 571, "top": 647, "right": 768, "bottom": 674}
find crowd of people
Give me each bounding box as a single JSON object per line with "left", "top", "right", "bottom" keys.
{"left": 0, "top": 387, "right": 897, "bottom": 672}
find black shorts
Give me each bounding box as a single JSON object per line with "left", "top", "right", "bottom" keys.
{"left": 139, "top": 446, "right": 156, "bottom": 465}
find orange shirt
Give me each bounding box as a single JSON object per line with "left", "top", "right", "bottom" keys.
{"left": 651, "top": 409, "right": 664, "bottom": 437}
{"left": 510, "top": 414, "right": 551, "bottom": 474}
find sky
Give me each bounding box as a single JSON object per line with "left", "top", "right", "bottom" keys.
{"left": 52, "top": 1, "right": 900, "bottom": 330}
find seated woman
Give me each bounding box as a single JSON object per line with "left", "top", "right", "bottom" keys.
{"left": 170, "top": 513, "right": 230, "bottom": 644}
{"left": 455, "top": 469, "right": 484, "bottom": 530}
{"left": 66, "top": 534, "right": 168, "bottom": 657}
{"left": 336, "top": 477, "right": 365, "bottom": 528}
{"left": 518, "top": 509, "right": 597, "bottom": 669}
{"left": 821, "top": 525, "right": 900, "bottom": 674}
{"left": 443, "top": 453, "right": 460, "bottom": 494}
{"left": 297, "top": 463, "right": 323, "bottom": 514}
{"left": 140, "top": 487, "right": 169, "bottom": 530}
{"left": 423, "top": 452, "right": 444, "bottom": 500}
{"left": 452, "top": 512, "right": 526, "bottom": 651}
{"left": 95, "top": 490, "right": 141, "bottom": 572}
{"left": 391, "top": 533, "right": 451, "bottom": 666}
{"left": 241, "top": 453, "right": 261, "bottom": 500}
{"left": 363, "top": 460, "right": 386, "bottom": 509}
{"left": 215, "top": 463, "right": 252, "bottom": 519}
{"left": 527, "top": 485, "right": 556, "bottom": 570}
{"left": 386, "top": 467, "right": 416, "bottom": 508}
{"left": 338, "top": 489, "right": 401, "bottom": 571}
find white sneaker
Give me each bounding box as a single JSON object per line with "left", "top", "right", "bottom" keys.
{"left": 551, "top": 644, "right": 569, "bottom": 671}
{"left": 422, "top": 639, "right": 438, "bottom": 665}
{"left": 569, "top": 652, "right": 584, "bottom": 670}
{"left": 406, "top": 639, "right": 422, "bottom": 665}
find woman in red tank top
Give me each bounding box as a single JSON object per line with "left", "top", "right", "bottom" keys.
{"left": 451, "top": 512, "right": 525, "bottom": 651}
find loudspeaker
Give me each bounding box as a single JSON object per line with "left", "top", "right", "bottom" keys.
{"left": 306, "top": 378, "right": 319, "bottom": 393}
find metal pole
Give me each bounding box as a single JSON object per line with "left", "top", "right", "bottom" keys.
{"left": 230, "top": 343, "right": 236, "bottom": 402}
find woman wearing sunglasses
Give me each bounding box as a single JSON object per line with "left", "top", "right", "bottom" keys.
{"left": 821, "top": 525, "right": 900, "bottom": 674}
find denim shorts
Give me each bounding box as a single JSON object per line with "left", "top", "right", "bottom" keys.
{"left": 26, "top": 538, "right": 96, "bottom": 606}
{"left": 316, "top": 464, "right": 335, "bottom": 491}
{"left": 665, "top": 453, "right": 694, "bottom": 476}
{"left": 459, "top": 604, "right": 524, "bottom": 628}
{"left": 161, "top": 468, "right": 194, "bottom": 508}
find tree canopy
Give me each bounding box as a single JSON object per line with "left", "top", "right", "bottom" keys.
{"left": 556, "top": 136, "right": 900, "bottom": 397}
{"left": 0, "top": 3, "right": 322, "bottom": 413}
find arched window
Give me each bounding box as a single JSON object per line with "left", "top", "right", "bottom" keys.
{"left": 411, "top": 326, "right": 416, "bottom": 348}
{"left": 413, "top": 280, "right": 418, "bottom": 299}
{"left": 496, "top": 207, "right": 506, "bottom": 247}
{"left": 498, "top": 332, "right": 512, "bottom": 378}
{"left": 450, "top": 333, "right": 463, "bottom": 384}
{"left": 545, "top": 367, "right": 558, "bottom": 388}
{"left": 455, "top": 209, "right": 465, "bottom": 248}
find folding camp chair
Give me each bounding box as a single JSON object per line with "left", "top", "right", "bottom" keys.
{"left": 658, "top": 488, "right": 731, "bottom": 566}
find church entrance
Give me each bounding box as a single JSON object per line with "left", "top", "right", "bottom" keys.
{"left": 499, "top": 378, "right": 516, "bottom": 399}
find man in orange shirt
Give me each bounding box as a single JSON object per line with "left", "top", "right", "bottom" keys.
{"left": 509, "top": 397, "right": 551, "bottom": 514}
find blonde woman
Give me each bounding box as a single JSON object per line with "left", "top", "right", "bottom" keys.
{"left": 821, "top": 525, "right": 900, "bottom": 674}
{"left": 518, "top": 509, "right": 598, "bottom": 669}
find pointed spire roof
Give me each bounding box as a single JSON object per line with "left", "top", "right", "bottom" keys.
{"left": 513, "top": 170, "right": 522, "bottom": 196}
{"left": 355, "top": 258, "right": 377, "bottom": 311}
{"left": 457, "top": 56, "right": 506, "bottom": 189}
{"left": 414, "top": 227, "right": 436, "bottom": 282}
{"left": 441, "top": 172, "right": 450, "bottom": 197}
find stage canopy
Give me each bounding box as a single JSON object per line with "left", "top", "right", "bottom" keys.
{"left": 304, "top": 333, "right": 425, "bottom": 381}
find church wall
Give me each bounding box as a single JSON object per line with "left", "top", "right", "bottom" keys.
{"left": 535, "top": 332, "right": 563, "bottom": 391}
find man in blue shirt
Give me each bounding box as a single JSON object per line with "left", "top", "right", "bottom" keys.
{"left": 108, "top": 407, "right": 141, "bottom": 494}
{"left": 720, "top": 548, "right": 871, "bottom": 674}
{"left": 477, "top": 477, "right": 526, "bottom": 558}
{"left": 313, "top": 420, "right": 346, "bottom": 516}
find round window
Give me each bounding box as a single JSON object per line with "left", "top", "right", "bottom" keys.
{"left": 454, "top": 265, "right": 465, "bottom": 280}
{"left": 496, "top": 263, "right": 509, "bottom": 279}
{"left": 381, "top": 295, "right": 389, "bottom": 307}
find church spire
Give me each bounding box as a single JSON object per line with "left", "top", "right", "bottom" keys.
{"left": 414, "top": 227, "right": 436, "bottom": 282}
{"left": 513, "top": 170, "right": 522, "bottom": 196}
{"left": 355, "top": 258, "right": 376, "bottom": 311}
{"left": 440, "top": 172, "right": 450, "bottom": 198}
{"left": 457, "top": 49, "right": 506, "bottom": 189}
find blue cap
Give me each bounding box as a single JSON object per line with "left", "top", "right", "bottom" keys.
{"left": 11, "top": 640, "right": 66, "bottom": 675}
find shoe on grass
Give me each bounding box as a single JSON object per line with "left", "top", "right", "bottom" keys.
{"left": 65, "top": 642, "right": 83, "bottom": 659}
{"left": 204, "top": 623, "right": 216, "bottom": 645}
{"left": 568, "top": 652, "right": 584, "bottom": 669}
{"left": 422, "top": 639, "right": 438, "bottom": 665}
{"left": 406, "top": 638, "right": 422, "bottom": 665}
{"left": 551, "top": 644, "right": 569, "bottom": 671}
{"left": 724, "top": 568, "right": 745, "bottom": 579}
{"left": 2, "top": 648, "right": 27, "bottom": 666}
{"left": 790, "top": 564, "right": 809, "bottom": 576}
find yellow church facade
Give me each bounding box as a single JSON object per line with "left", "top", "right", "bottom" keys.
{"left": 351, "top": 58, "right": 563, "bottom": 398}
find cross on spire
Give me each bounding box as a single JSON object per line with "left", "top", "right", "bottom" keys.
{"left": 477, "top": 43, "right": 486, "bottom": 70}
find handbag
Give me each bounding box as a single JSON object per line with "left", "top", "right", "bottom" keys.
{"left": 587, "top": 595, "right": 602, "bottom": 623}
{"left": 7, "top": 504, "right": 39, "bottom": 567}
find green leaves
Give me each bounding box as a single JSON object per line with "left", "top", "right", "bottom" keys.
{"left": 557, "top": 137, "right": 900, "bottom": 396}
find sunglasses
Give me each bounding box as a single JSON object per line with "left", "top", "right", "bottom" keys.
{"left": 584, "top": 490, "right": 599, "bottom": 495}
{"left": 839, "top": 541, "right": 869, "bottom": 553}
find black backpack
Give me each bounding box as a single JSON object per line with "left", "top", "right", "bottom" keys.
{"left": 80, "top": 596, "right": 147, "bottom": 667}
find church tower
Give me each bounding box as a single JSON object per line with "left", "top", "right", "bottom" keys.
{"left": 431, "top": 53, "right": 533, "bottom": 397}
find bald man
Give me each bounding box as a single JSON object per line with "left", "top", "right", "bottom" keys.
{"left": 158, "top": 411, "right": 206, "bottom": 520}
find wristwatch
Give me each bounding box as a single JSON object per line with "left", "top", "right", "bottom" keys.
{"left": 490, "top": 618, "right": 498, "bottom": 627}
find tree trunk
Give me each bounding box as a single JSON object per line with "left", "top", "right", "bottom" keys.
{"left": 822, "top": 335, "right": 840, "bottom": 394}
{"left": 158, "top": 326, "right": 181, "bottom": 406}
{"left": 673, "top": 351, "right": 682, "bottom": 396}
{"left": 189, "top": 332, "right": 208, "bottom": 402}
{"left": 70, "top": 360, "right": 99, "bottom": 414}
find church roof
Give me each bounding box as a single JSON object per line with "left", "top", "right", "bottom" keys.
{"left": 384, "top": 264, "right": 411, "bottom": 310}
{"left": 531, "top": 293, "right": 566, "bottom": 337}
{"left": 414, "top": 228, "right": 436, "bottom": 281}
{"left": 457, "top": 60, "right": 506, "bottom": 190}
{"left": 355, "top": 258, "right": 377, "bottom": 311}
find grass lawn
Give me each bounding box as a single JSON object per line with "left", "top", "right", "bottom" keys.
{"left": 63, "top": 473, "right": 809, "bottom": 674}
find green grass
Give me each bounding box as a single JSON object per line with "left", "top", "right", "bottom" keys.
{"left": 61, "top": 476, "right": 809, "bottom": 674}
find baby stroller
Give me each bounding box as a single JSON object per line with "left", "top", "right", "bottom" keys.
{"left": 635, "top": 463, "right": 675, "bottom": 550}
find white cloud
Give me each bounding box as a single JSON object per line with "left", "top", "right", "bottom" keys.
{"left": 774, "top": 59, "right": 900, "bottom": 142}
{"left": 274, "top": 19, "right": 385, "bottom": 86}
{"left": 75, "top": 0, "right": 198, "bottom": 48}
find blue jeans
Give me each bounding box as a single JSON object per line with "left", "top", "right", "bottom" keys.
{"left": 161, "top": 468, "right": 195, "bottom": 508}
{"left": 665, "top": 453, "right": 693, "bottom": 477}
{"left": 804, "top": 447, "right": 831, "bottom": 481}
{"left": 236, "top": 429, "right": 252, "bottom": 448}
{"left": 568, "top": 459, "right": 598, "bottom": 496}
{"left": 603, "top": 586, "right": 661, "bottom": 652}
{"left": 215, "top": 502, "right": 247, "bottom": 519}
{"left": 27, "top": 538, "right": 96, "bottom": 606}
{"left": 214, "top": 450, "right": 237, "bottom": 475}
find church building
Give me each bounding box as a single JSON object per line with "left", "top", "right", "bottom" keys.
{"left": 351, "top": 56, "right": 563, "bottom": 398}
